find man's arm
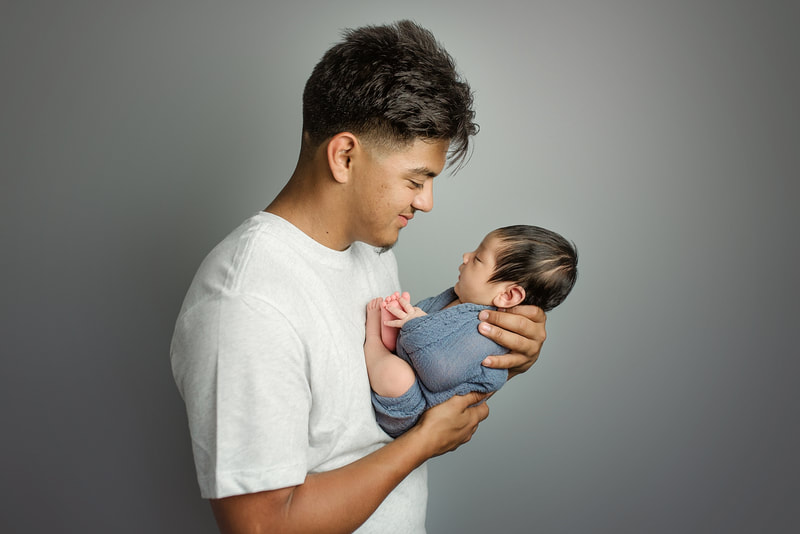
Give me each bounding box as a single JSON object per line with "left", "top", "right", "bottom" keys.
{"left": 478, "top": 305, "right": 547, "bottom": 379}
{"left": 209, "top": 391, "right": 490, "bottom": 534}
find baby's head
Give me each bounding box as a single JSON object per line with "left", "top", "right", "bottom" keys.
{"left": 454, "top": 225, "right": 578, "bottom": 311}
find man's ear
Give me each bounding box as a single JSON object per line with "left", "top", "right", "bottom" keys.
{"left": 327, "top": 132, "right": 357, "bottom": 184}
{"left": 492, "top": 284, "right": 526, "bottom": 309}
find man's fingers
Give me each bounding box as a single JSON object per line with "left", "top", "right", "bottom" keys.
{"left": 478, "top": 318, "right": 530, "bottom": 354}
{"left": 457, "top": 391, "right": 490, "bottom": 424}
{"left": 480, "top": 307, "right": 546, "bottom": 340}
{"left": 482, "top": 351, "right": 539, "bottom": 371}
{"left": 477, "top": 305, "right": 548, "bottom": 380}
{"left": 506, "top": 303, "right": 547, "bottom": 323}
{"left": 459, "top": 391, "right": 490, "bottom": 408}
{"left": 473, "top": 397, "right": 490, "bottom": 422}
{"left": 478, "top": 306, "right": 547, "bottom": 356}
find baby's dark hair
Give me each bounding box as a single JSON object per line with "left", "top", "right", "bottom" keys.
{"left": 489, "top": 225, "right": 578, "bottom": 312}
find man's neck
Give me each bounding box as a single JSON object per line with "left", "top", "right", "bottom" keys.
{"left": 265, "top": 169, "right": 353, "bottom": 251}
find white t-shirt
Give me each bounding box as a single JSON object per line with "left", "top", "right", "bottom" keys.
{"left": 171, "top": 212, "right": 428, "bottom": 532}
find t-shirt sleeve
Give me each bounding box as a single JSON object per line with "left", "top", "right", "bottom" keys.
{"left": 171, "top": 292, "right": 310, "bottom": 498}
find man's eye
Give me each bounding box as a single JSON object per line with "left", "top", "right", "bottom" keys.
{"left": 409, "top": 180, "right": 424, "bottom": 189}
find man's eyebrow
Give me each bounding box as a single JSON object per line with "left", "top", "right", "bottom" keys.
{"left": 408, "top": 167, "right": 438, "bottom": 178}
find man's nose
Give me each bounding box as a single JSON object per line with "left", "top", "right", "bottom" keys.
{"left": 411, "top": 182, "right": 433, "bottom": 212}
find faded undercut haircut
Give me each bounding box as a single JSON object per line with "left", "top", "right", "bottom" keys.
{"left": 301, "top": 20, "right": 478, "bottom": 170}
{"left": 489, "top": 225, "right": 579, "bottom": 312}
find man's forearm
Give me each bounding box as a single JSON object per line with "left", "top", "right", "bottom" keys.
{"left": 210, "top": 391, "right": 489, "bottom": 534}
{"left": 210, "top": 425, "right": 434, "bottom": 534}
{"left": 285, "top": 427, "right": 435, "bottom": 532}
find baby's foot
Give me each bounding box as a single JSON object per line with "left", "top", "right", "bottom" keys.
{"left": 381, "top": 291, "right": 409, "bottom": 352}
{"left": 365, "top": 298, "right": 384, "bottom": 345}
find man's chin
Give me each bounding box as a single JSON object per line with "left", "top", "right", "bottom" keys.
{"left": 373, "top": 232, "right": 400, "bottom": 254}
{"left": 377, "top": 242, "right": 396, "bottom": 254}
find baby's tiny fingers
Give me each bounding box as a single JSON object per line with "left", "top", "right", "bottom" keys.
{"left": 398, "top": 298, "right": 416, "bottom": 314}
{"left": 386, "top": 304, "right": 406, "bottom": 318}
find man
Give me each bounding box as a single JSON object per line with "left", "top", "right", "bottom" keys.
{"left": 171, "top": 21, "right": 547, "bottom": 533}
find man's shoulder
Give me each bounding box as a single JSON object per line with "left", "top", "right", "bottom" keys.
{"left": 177, "top": 213, "right": 310, "bottom": 313}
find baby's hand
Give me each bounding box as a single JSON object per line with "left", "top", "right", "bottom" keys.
{"left": 383, "top": 295, "right": 427, "bottom": 328}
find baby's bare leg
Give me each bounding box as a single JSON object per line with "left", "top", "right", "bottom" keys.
{"left": 365, "top": 298, "right": 415, "bottom": 398}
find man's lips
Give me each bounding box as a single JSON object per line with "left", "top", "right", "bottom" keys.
{"left": 399, "top": 213, "right": 414, "bottom": 227}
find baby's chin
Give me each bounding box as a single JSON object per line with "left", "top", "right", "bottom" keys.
{"left": 452, "top": 285, "right": 471, "bottom": 305}
{"left": 452, "top": 283, "right": 462, "bottom": 298}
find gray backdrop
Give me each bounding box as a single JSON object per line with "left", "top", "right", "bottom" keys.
{"left": 2, "top": 1, "right": 797, "bottom": 533}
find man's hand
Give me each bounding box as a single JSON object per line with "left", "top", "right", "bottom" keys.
{"left": 477, "top": 305, "right": 547, "bottom": 379}
{"left": 411, "top": 391, "right": 491, "bottom": 458}
{"left": 209, "top": 393, "right": 491, "bottom": 534}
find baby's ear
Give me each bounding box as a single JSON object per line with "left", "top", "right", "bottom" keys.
{"left": 492, "top": 284, "right": 525, "bottom": 309}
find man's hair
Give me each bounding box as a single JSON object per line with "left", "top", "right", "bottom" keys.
{"left": 489, "top": 225, "right": 578, "bottom": 312}
{"left": 301, "top": 20, "right": 478, "bottom": 170}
